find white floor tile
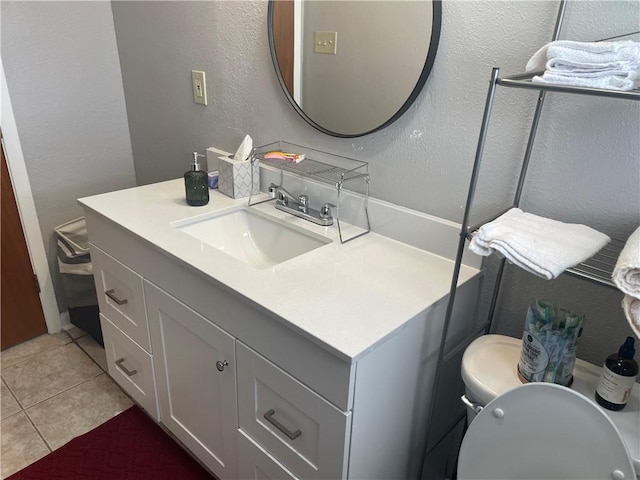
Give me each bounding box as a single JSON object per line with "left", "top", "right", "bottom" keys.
{"left": 1, "top": 412, "right": 50, "bottom": 479}
{"left": 1, "top": 333, "right": 71, "bottom": 371}
{"left": 26, "top": 373, "right": 132, "bottom": 450}
{"left": 1, "top": 380, "right": 21, "bottom": 420}
{"left": 2, "top": 343, "right": 101, "bottom": 408}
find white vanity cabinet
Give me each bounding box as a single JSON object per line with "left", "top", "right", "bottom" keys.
{"left": 81, "top": 182, "right": 481, "bottom": 480}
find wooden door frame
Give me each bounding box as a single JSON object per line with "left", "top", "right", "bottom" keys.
{"left": 2, "top": 62, "right": 60, "bottom": 334}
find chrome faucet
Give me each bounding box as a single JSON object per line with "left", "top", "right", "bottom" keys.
{"left": 270, "top": 183, "right": 334, "bottom": 226}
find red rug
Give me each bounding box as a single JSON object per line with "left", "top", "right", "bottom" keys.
{"left": 8, "top": 406, "right": 214, "bottom": 479}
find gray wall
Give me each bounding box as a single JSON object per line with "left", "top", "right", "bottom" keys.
{"left": 112, "top": 1, "right": 639, "bottom": 366}
{"left": 1, "top": 1, "right": 137, "bottom": 311}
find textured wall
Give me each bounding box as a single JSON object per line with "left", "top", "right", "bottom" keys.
{"left": 111, "top": 0, "right": 639, "bottom": 365}
{"left": 1, "top": 1, "right": 137, "bottom": 311}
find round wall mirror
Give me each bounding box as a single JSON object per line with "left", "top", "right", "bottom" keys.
{"left": 268, "top": 0, "right": 441, "bottom": 138}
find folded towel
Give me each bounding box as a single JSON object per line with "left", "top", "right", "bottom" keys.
{"left": 527, "top": 40, "right": 640, "bottom": 72}
{"left": 532, "top": 72, "right": 638, "bottom": 91}
{"left": 526, "top": 40, "right": 640, "bottom": 91}
{"left": 613, "top": 226, "right": 640, "bottom": 298}
{"left": 622, "top": 295, "right": 640, "bottom": 338}
{"left": 469, "top": 208, "right": 611, "bottom": 280}
{"left": 546, "top": 56, "right": 638, "bottom": 73}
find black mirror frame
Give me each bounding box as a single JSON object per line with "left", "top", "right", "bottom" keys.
{"left": 267, "top": 0, "right": 442, "bottom": 138}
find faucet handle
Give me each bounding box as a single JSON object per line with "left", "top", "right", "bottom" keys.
{"left": 320, "top": 203, "right": 335, "bottom": 220}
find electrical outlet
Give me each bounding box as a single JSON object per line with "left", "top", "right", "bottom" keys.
{"left": 191, "top": 70, "right": 207, "bottom": 105}
{"left": 314, "top": 31, "right": 337, "bottom": 55}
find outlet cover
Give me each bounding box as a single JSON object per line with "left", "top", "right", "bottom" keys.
{"left": 191, "top": 70, "right": 207, "bottom": 105}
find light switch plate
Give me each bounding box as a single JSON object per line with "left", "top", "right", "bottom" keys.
{"left": 191, "top": 70, "right": 207, "bottom": 105}
{"left": 314, "top": 31, "right": 337, "bottom": 55}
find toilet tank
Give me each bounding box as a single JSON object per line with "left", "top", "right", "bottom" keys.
{"left": 461, "top": 334, "right": 523, "bottom": 418}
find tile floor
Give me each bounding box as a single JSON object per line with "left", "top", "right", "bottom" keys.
{"left": 0, "top": 328, "right": 133, "bottom": 479}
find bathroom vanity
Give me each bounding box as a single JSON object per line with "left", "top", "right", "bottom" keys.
{"left": 79, "top": 178, "right": 480, "bottom": 479}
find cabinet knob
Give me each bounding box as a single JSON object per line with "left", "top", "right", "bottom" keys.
{"left": 216, "top": 360, "right": 229, "bottom": 372}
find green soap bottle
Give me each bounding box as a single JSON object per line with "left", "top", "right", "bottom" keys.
{"left": 184, "top": 152, "right": 209, "bottom": 206}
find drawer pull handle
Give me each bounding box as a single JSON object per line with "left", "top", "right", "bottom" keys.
{"left": 115, "top": 358, "right": 137, "bottom": 377}
{"left": 263, "top": 409, "right": 301, "bottom": 440}
{"left": 105, "top": 289, "right": 128, "bottom": 306}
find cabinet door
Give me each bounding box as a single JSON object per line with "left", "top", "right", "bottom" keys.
{"left": 145, "top": 281, "right": 237, "bottom": 479}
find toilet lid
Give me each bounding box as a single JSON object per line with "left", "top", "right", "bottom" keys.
{"left": 457, "top": 382, "right": 635, "bottom": 480}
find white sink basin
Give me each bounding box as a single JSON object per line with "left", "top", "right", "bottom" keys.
{"left": 172, "top": 207, "right": 331, "bottom": 269}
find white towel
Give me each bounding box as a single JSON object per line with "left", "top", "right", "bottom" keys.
{"left": 613, "top": 226, "right": 640, "bottom": 298}
{"left": 527, "top": 40, "right": 640, "bottom": 72}
{"left": 532, "top": 72, "right": 638, "bottom": 91}
{"left": 526, "top": 40, "right": 640, "bottom": 91}
{"left": 469, "top": 208, "right": 611, "bottom": 280}
{"left": 622, "top": 295, "right": 640, "bottom": 339}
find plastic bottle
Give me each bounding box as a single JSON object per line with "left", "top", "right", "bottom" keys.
{"left": 184, "top": 152, "right": 209, "bottom": 206}
{"left": 595, "top": 336, "right": 638, "bottom": 411}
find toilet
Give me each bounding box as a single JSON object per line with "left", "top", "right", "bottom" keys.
{"left": 457, "top": 334, "right": 640, "bottom": 480}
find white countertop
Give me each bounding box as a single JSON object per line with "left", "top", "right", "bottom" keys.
{"left": 79, "top": 179, "right": 479, "bottom": 361}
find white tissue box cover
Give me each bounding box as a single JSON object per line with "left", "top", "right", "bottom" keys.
{"left": 218, "top": 156, "right": 260, "bottom": 199}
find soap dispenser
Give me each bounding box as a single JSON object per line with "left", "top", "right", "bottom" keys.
{"left": 184, "top": 152, "right": 209, "bottom": 206}
{"left": 595, "top": 336, "right": 638, "bottom": 411}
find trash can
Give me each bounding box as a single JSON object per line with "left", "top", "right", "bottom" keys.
{"left": 55, "top": 217, "right": 103, "bottom": 346}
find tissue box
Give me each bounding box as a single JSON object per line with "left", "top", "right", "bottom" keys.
{"left": 217, "top": 156, "right": 260, "bottom": 199}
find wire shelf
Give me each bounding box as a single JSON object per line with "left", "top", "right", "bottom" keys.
{"left": 497, "top": 72, "right": 640, "bottom": 101}
{"left": 252, "top": 141, "right": 369, "bottom": 187}
{"left": 565, "top": 238, "right": 624, "bottom": 287}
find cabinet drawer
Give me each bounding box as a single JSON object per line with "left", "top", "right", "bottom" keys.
{"left": 101, "top": 314, "right": 159, "bottom": 420}
{"left": 91, "top": 246, "right": 150, "bottom": 352}
{"left": 237, "top": 342, "right": 351, "bottom": 480}
{"left": 238, "top": 430, "right": 297, "bottom": 480}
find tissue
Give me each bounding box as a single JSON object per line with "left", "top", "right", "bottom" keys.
{"left": 233, "top": 134, "right": 253, "bottom": 162}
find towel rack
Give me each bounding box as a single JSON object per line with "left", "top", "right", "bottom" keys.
{"left": 421, "top": 0, "right": 640, "bottom": 475}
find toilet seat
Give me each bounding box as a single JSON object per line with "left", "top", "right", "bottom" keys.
{"left": 457, "top": 382, "right": 635, "bottom": 480}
